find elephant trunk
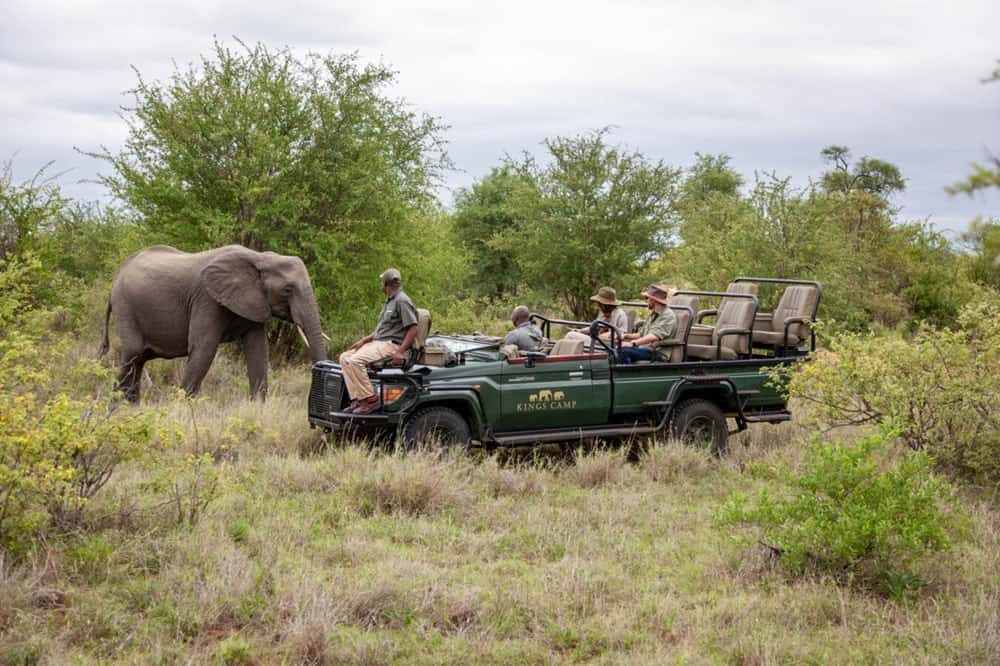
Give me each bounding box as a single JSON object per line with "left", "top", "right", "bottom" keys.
{"left": 291, "top": 289, "right": 327, "bottom": 363}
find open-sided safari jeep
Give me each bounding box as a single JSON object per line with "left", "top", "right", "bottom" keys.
{"left": 308, "top": 277, "right": 821, "bottom": 453}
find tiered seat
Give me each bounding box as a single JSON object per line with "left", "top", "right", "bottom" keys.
{"left": 370, "top": 308, "right": 432, "bottom": 371}
{"left": 695, "top": 282, "right": 757, "bottom": 326}
{"left": 750, "top": 284, "right": 819, "bottom": 350}
{"left": 685, "top": 297, "right": 757, "bottom": 360}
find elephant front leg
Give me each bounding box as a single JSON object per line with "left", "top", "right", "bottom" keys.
{"left": 242, "top": 326, "right": 268, "bottom": 400}
{"left": 181, "top": 329, "right": 223, "bottom": 397}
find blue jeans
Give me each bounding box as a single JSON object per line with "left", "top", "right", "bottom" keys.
{"left": 618, "top": 346, "right": 657, "bottom": 364}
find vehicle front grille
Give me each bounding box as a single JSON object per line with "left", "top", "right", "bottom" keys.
{"left": 308, "top": 367, "right": 344, "bottom": 417}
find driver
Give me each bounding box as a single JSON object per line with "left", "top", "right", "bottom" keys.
{"left": 619, "top": 284, "right": 676, "bottom": 364}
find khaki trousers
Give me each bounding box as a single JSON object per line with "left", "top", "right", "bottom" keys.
{"left": 339, "top": 340, "right": 399, "bottom": 400}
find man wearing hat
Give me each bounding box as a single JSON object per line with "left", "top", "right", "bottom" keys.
{"left": 566, "top": 286, "right": 629, "bottom": 343}
{"left": 338, "top": 268, "right": 420, "bottom": 415}
{"left": 587, "top": 286, "right": 629, "bottom": 333}
{"left": 619, "top": 284, "right": 676, "bottom": 364}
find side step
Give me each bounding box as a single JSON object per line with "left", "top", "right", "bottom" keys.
{"left": 742, "top": 411, "right": 792, "bottom": 424}
{"left": 494, "top": 421, "right": 652, "bottom": 446}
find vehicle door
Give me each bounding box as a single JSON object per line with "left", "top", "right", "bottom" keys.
{"left": 497, "top": 351, "right": 612, "bottom": 431}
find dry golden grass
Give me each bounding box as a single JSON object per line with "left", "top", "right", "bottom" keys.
{"left": 4, "top": 344, "right": 999, "bottom": 664}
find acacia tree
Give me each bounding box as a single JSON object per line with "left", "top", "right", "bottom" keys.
{"left": 452, "top": 166, "right": 535, "bottom": 299}
{"left": 492, "top": 129, "right": 680, "bottom": 319}
{"left": 87, "top": 40, "right": 450, "bottom": 336}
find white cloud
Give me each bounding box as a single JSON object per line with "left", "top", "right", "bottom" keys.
{"left": 1, "top": 0, "right": 997, "bottom": 232}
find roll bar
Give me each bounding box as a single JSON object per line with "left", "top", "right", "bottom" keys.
{"left": 734, "top": 277, "right": 821, "bottom": 351}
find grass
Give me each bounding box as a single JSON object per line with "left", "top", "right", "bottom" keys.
{"left": 2, "top": 354, "right": 999, "bottom": 664}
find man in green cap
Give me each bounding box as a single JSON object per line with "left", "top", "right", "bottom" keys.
{"left": 619, "top": 284, "right": 676, "bottom": 363}
{"left": 339, "top": 268, "right": 419, "bottom": 415}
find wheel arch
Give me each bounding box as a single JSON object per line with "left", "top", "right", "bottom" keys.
{"left": 671, "top": 385, "right": 737, "bottom": 414}
{"left": 408, "top": 393, "right": 485, "bottom": 439}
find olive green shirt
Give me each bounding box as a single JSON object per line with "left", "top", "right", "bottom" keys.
{"left": 373, "top": 289, "right": 419, "bottom": 344}
{"left": 638, "top": 308, "right": 677, "bottom": 360}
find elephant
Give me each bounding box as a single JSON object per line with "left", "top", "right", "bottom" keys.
{"left": 99, "top": 245, "right": 327, "bottom": 403}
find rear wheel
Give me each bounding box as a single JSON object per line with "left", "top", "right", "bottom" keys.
{"left": 402, "top": 407, "right": 472, "bottom": 450}
{"left": 670, "top": 399, "right": 728, "bottom": 454}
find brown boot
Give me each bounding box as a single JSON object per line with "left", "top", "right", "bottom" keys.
{"left": 351, "top": 395, "right": 380, "bottom": 415}
{"left": 343, "top": 400, "right": 359, "bottom": 414}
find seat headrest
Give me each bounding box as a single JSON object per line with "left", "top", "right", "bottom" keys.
{"left": 414, "top": 309, "right": 432, "bottom": 350}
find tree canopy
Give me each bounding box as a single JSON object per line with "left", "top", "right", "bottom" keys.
{"left": 86, "top": 40, "right": 452, "bottom": 340}
{"left": 457, "top": 128, "right": 681, "bottom": 318}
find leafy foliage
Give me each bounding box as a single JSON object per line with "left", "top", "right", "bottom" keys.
{"left": 783, "top": 293, "right": 1000, "bottom": 483}
{"left": 86, "top": 40, "right": 452, "bottom": 347}
{"left": 452, "top": 166, "right": 533, "bottom": 299}
{"left": 0, "top": 255, "right": 158, "bottom": 555}
{"left": 960, "top": 218, "right": 1000, "bottom": 292}
{"left": 490, "top": 128, "right": 681, "bottom": 318}
{"left": 0, "top": 160, "right": 67, "bottom": 261}
{"left": 718, "top": 428, "right": 958, "bottom": 596}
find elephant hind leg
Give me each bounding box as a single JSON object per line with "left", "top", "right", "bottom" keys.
{"left": 117, "top": 348, "right": 150, "bottom": 403}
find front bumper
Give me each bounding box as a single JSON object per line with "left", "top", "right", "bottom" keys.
{"left": 309, "top": 410, "right": 404, "bottom": 431}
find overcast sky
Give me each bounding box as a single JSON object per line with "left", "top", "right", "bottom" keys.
{"left": 1, "top": 0, "right": 997, "bottom": 237}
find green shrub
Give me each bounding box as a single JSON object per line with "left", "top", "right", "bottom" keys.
{"left": 717, "top": 428, "right": 959, "bottom": 596}
{"left": 0, "top": 253, "right": 159, "bottom": 554}
{"left": 781, "top": 291, "right": 1000, "bottom": 483}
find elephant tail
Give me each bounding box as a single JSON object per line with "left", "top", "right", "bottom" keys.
{"left": 98, "top": 299, "right": 112, "bottom": 358}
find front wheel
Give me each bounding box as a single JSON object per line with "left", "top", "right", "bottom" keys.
{"left": 401, "top": 407, "right": 472, "bottom": 450}
{"left": 670, "top": 399, "right": 728, "bottom": 455}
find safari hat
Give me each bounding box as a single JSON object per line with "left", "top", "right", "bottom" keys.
{"left": 589, "top": 286, "right": 621, "bottom": 306}
{"left": 379, "top": 267, "right": 402, "bottom": 284}
{"left": 641, "top": 283, "right": 671, "bottom": 305}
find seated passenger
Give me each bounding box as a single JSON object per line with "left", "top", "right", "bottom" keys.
{"left": 503, "top": 305, "right": 544, "bottom": 352}
{"left": 619, "top": 284, "right": 676, "bottom": 364}
{"left": 569, "top": 286, "right": 628, "bottom": 338}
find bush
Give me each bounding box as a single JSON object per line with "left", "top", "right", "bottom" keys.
{"left": 781, "top": 292, "right": 1000, "bottom": 483}
{"left": 0, "top": 254, "right": 159, "bottom": 554}
{"left": 717, "top": 428, "right": 959, "bottom": 596}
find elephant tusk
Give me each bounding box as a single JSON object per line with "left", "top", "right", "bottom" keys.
{"left": 322, "top": 332, "right": 331, "bottom": 342}
{"left": 296, "top": 325, "right": 310, "bottom": 349}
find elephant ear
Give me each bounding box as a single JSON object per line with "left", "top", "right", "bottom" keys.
{"left": 201, "top": 251, "right": 271, "bottom": 323}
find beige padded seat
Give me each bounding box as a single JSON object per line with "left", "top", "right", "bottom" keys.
{"left": 695, "top": 282, "right": 757, "bottom": 326}
{"left": 550, "top": 336, "right": 586, "bottom": 356}
{"left": 670, "top": 294, "right": 700, "bottom": 314}
{"left": 686, "top": 298, "right": 756, "bottom": 360}
{"left": 413, "top": 309, "right": 432, "bottom": 352}
{"left": 652, "top": 305, "right": 694, "bottom": 362}
{"left": 625, "top": 308, "right": 638, "bottom": 333}
{"left": 751, "top": 285, "right": 818, "bottom": 347}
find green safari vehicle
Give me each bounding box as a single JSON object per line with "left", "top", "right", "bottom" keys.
{"left": 308, "top": 278, "right": 821, "bottom": 453}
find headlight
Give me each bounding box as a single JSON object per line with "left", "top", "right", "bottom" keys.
{"left": 381, "top": 384, "right": 407, "bottom": 404}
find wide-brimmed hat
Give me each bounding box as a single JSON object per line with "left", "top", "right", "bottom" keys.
{"left": 589, "top": 286, "right": 620, "bottom": 306}
{"left": 641, "top": 283, "right": 671, "bottom": 305}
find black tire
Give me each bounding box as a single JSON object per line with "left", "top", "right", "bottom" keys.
{"left": 670, "top": 399, "right": 728, "bottom": 455}
{"left": 402, "top": 407, "right": 472, "bottom": 450}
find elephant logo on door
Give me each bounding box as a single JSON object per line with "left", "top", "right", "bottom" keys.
{"left": 553, "top": 391, "right": 565, "bottom": 400}
{"left": 536, "top": 389, "right": 553, "bottom": 401}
